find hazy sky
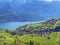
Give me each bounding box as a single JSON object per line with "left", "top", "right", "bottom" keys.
{"left": 0, "top": 0, "right": 60, "bottom": 2}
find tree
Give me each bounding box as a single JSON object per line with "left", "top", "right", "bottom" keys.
{"left": 5, "top": 30, "right": 10, "bottom": 33}
{"left": 10, "top": 31, "right": 16, "bottom": 35}
{"left": 29, "top": 40, "right": 34, "bottom": 45}
{"left": 4, "top": 43, "right": 6, "bottom": 45}
{"left": 47, "top": 37, "right": 50, "bottom": 39}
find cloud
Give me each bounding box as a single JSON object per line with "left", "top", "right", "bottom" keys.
{"left": 38, "top": 0, "right": 60, "bottom": 2}
{"left": 23, "top": 0, "right": 26, "bottom": 3}
{"left": 44, "top": 0, "right": 53, "bottom": 2}
{"left": 9, "top": 0, "right": 12, "bottom": 2}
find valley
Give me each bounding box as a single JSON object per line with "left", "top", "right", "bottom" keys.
{"left": 0, "top": 18, "right": 60, "bottom": 45}
{"left": 0, "top": 0, "right": 60, "bottom": 45}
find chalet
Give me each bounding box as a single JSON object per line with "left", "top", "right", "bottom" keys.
{"left": 19, "top": 30, "right": 31, "bottom": 35}
{"left": 0, "top": 36, "right": 6, "bottom": 39}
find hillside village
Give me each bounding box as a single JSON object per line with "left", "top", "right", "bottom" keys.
{"left": 15, "top": 18, "right": 60, "bottom": 36}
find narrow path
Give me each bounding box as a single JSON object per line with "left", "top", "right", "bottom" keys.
{"left": 54, "top": 20, "right": 58, "bottom": 29}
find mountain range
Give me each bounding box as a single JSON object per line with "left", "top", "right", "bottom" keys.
{"left": 0, "top": 0, "right": 60, "bottom": 22}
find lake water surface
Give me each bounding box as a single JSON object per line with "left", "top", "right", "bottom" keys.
{"left": 0, "top": 21, "right": 43, "bottom": 30}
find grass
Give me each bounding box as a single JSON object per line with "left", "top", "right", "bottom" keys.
{"left": 20, "top": 32, "right": 60, "bottom": 45}
{"left": 0, "top": 30, "right": 60, "bottom": 45}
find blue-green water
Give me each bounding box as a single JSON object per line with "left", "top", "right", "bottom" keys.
{"left": 0, "top": 21, "right": 43, "bottom": 30}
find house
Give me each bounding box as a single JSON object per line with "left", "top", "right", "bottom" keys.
{"left": 0, "top": 36, "right": 6, "bottom": 39}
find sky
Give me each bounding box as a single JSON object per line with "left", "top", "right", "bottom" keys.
{"left": 0, "top": 0, "right": 60, "bottom": 3}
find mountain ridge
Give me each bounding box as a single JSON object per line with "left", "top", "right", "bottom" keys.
{"left": 0, "top": 1, "right": 60, "bottom": 22}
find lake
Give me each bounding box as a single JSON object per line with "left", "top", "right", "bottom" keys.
{"left": 0, "top": 21, "right": 44, "bottom": 30}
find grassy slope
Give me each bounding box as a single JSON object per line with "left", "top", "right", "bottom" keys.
{"left": 0, "top": 30, "right": 60, "bottom": 45}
